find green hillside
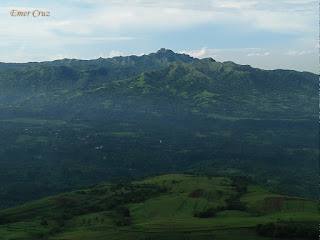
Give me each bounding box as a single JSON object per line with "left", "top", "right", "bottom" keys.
{"left": 0, "top": 174, "right": 317, "bottom": 240}
{"left": 0, "top": 49, "right": 317, "bottom": 209}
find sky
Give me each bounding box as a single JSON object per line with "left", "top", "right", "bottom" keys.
{"left": 0, "top": 0, "right": 318, "bottom": 73}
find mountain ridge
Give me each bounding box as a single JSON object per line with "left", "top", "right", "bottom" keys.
{"left": 0, "top": 48, "right": 314, "bottom": 75}
{"left": 0, "top": 48, "right": 196, "bottom": 69}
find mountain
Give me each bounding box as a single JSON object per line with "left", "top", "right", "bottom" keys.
{"left": 0, "top": 52, "right": 316, "bottom": 120}
{"left": 0, "top": 49, "right": 317, "bottom": 210}
{"left": 0, "top": 174, "right": 317, "bottom": 240}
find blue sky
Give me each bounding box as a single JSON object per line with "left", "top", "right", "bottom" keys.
{"left": 0, "top": 0, "right": 318, "bottom": 73}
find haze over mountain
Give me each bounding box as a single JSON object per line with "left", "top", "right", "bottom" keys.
{"left": 0, "top": 49, "right": 317, "bottom": 209}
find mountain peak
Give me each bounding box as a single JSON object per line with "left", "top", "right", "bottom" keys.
{"left": 156, "top": 48, "right": 174, "bottom": 54}
{"left": 147, "top": 48, "right": 196, "bottom": 64}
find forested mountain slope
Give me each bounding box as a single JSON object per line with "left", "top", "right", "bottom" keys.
{"left": 0, "top": 49, "right": 317, "bottom": 209}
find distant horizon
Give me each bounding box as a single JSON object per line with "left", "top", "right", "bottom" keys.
{"left": 0, "top": 48, "right": 317, "bottom": 74}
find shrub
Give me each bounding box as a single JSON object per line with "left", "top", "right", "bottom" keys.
{"left": 40, "top": 219, "right": 48, "bottom": 226}
{"left": 194, "top": 208, "right": 217, "bottom": 218}
{"left": 114, "top": 217, "right": 131, "bottom": 226}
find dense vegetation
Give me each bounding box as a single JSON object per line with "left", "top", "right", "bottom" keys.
{"left": 0, "top": 49, "right": 317, "bottom": 210}
{"left": 256, "top": 221, "right": 318, "bottom": 239}
{"left": 0, "top": 174, "right": 317, "bottom": 240}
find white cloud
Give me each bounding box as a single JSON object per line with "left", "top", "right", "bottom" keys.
{"left": 287, "top": 51, "right": 298, "bottom": 56}
{"left": 181, "top": 47, "right": 268, "bottom": 59}
{"left": 0, "top": 1, "right": 316, "bottom": 47}
{"left": 180, "top": 47, "right": 209, "bottom": 58}
{"left": 67, "top": 0, "right": 317, "bottom": 33}
{"left": 247, "top": 52, "right": 270, "bottom": 57}
{"left": 218, "top": 1, "right": 259, "bottom": 9}
{"left": 9, "top": 0, "right": 313, "bottom": 36}
{"left": 108, "top": 50, "right": 123, "bottom": 58}
{"left": 286, "top": 50, "right": 316, "bottom": 55}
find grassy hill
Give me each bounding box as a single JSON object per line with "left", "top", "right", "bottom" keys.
{"left": 0, "top": 174, "right": 317, "bottom": 240}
